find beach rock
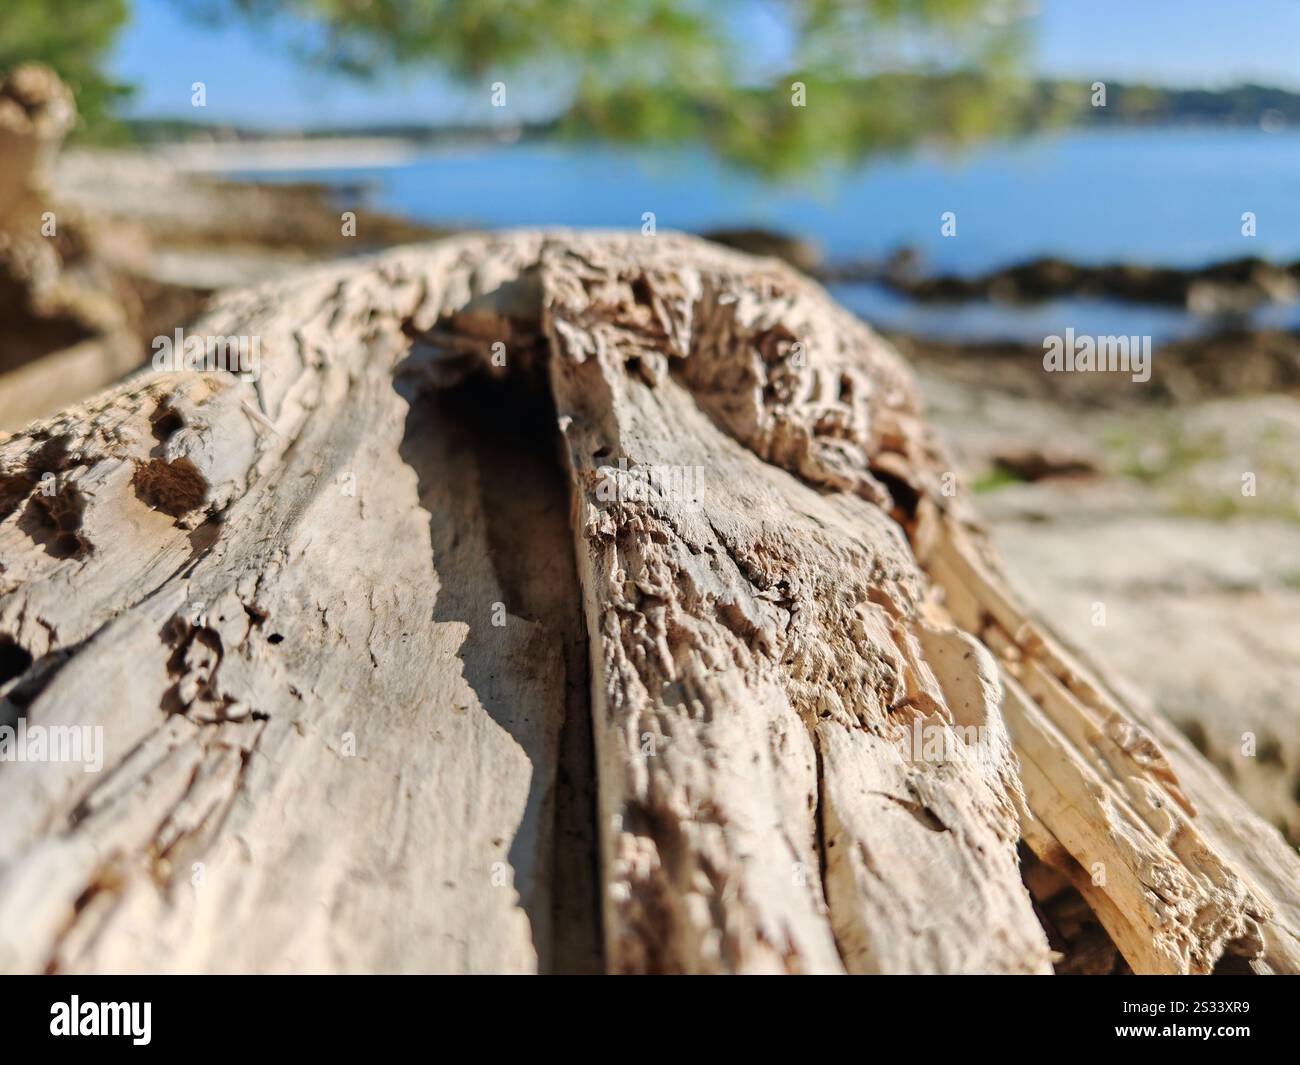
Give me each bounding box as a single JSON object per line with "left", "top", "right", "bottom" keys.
{"left": 1000, "top": 257, "right": 1082, "bottom": 300}
{"left": 881, "top": 253, "right": 1300, "bottom": 310}
{"left": 1187, "top": 258, "right": 1299, "bottom": 313}
{"left": 699, "top": 226, "right": 822, "bottom": 272}
{"left": 990, "top": 443, "right": 1100, "bottom": 481}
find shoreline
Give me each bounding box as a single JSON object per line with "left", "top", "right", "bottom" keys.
{"left": 48, "top": 146, "right": 1300, "bottom": 405}
{"left": 107, "top": 130, "right": 532, "bottom": 174}
{"left": 147, "top": 136, "right": 435, "bottom": 173}
{"left": 90, "top": 138, "right": 1300, "bottom": 311}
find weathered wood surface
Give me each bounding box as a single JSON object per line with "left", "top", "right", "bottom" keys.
{"left": 0, "top": 231, "right": 1295, "bottom": 973}
{"left": 927, "top": 531, "right": 1279, "bottom": 973}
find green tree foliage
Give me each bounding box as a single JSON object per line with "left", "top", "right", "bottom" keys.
{"left": 178, "top": 0, "right": 1035, "bottom": 173}
{"left": 3, "top": 0, "right": 1040, "bottom": 166}
{"left": 0, "top": 0, "right": 132, "bottom": 137}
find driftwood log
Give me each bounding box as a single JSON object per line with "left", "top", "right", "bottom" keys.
{"left": 0, "top": 232, "right": 1296, "bottom": 974}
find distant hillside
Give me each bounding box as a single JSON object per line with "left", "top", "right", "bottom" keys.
{"left": 120, "top": 117, "right": 557, "bottom": 145}
{"left": 120, "top": 79, "right": 1300, "bottom": 146}
{"left": 1033, "top": 79, "right": 1300, "bottom": 127}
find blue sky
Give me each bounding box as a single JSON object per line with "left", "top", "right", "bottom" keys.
{"left": 110, "top": 0, "right": 1300, "bottom": 128}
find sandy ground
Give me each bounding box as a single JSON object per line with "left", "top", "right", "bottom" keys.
{"left": 56, "top": 148, "right": 446, "bottom": 259}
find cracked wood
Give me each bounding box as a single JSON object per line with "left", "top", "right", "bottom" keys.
{"left": 0, "top": 231, "right": 1296, "bottom": 974}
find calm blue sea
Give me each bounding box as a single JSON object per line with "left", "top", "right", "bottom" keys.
{"left": 241, "top": 127, "right": 1300, "bottom": 342}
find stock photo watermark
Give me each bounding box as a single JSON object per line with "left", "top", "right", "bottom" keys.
{"left": 1042, "top": 329, "right": 1152, "bottom": 383}
{"left": 595, "top": 458, "right": 706, "bottom": 507}
{"left": 50, "top": 997, "right": 151, "bottom": 1045}
{"left": 152, "top": 328, "right": 261, "bottom": 383}
{"left": 0, "top": 719, "right": 104, "bottom": 773}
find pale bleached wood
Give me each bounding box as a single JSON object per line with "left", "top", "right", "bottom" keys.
{"left": 534, "top": 235, "right": 1050, "bottom": 972}
{"left": 923, "top": 525, "right": 1295, "bottom": 973}
{"left": 0, "top": 236, "right": 574, "bottom": 973}
{"left": 0, "top": 230, "right": 1294, "bottom": 975}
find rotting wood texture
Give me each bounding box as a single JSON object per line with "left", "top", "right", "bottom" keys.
{"left": 0, "top": 231, "right": 1295, "bottom": 974}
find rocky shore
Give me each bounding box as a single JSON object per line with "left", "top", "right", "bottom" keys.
{"left": 707, "top": 227, "right": 1300, "bottom": 315}
{"left": 834, "top": 252, "right": 1300, "bottom": 314}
